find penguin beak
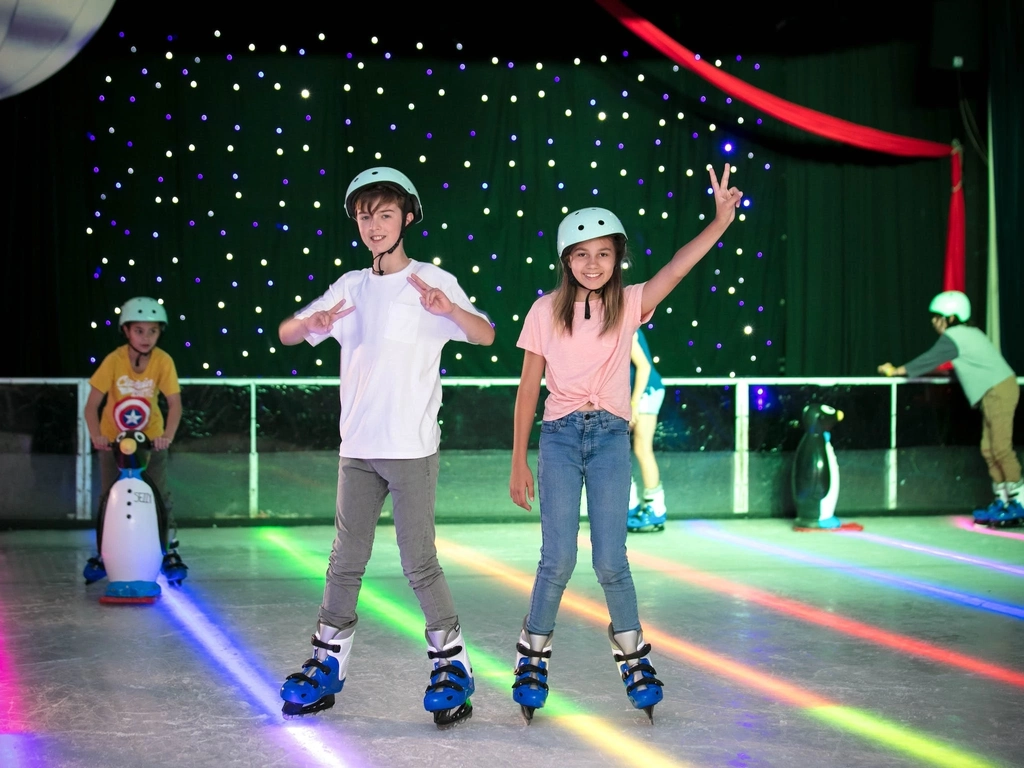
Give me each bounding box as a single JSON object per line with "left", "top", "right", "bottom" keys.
{"left": 837, "top": 410, "right": 845, "bottom": 422}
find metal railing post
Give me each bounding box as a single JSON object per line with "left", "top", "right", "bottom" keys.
{"left": 733, "top": 382, "right": 749, "bottom": 514}
{"left": 249, "top": 382, "right": 259, "bottom": 518}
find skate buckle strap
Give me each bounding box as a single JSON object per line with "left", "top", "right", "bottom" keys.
{"left": 512, "top": 670, "right": 549, "bottom": 691}
{"left": 427, "top": 644, "right": 463, "bottom": 660}
{"left": 284, "top": 657, "right": 332, "bottom": 688}
{"left": 426, "top": 663, "right": 469, "bottom": 694}
{"left": 613, "top": 641, "right": 653, "bottom": 663}
{"left": 515, "top": 642, "right": 552, "bottom": 659}
{"left": 310, "top": 634, "right": 342, "bottom": 654}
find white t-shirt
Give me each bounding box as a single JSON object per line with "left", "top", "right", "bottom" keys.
{"left": 296, "top": 260, "right": 488, "bottom": 459}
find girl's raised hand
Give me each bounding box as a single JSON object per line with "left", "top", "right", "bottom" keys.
{"left": 408, "top": 272, "right": 454, "bottom": 316}
{"left": 303, "top": 298, "right": 355, "bottom": 334}
{"left": 709, "top": 164, "right": 743, "bottom": 226}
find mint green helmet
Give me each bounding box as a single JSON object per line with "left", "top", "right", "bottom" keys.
{"left": 929, "top": 290, "right": 971, "bottom": 322}
{"left": 119, "top": 297, "right": 168, "bottom": 327}
{"left": 344, "top": 167, "right": 423, "bottom": 222}
{"left": 556, "top": 207, "right": 626, "bottom": 257}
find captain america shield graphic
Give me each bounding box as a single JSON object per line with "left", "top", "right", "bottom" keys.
{"left": 113, "top": 397, "right": 152, "bottom": 433}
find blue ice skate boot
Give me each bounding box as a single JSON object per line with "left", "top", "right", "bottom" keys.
{"left": 160, "top": 543, "right": 189, "bottom": 586}
{"left": 627, "top": 504, "right": 667, "bottom": 533}
{"left": 83, "top": 555, "right": 107, "bottom": 585}
{"left": 511, "top": 620, "right": 553, "bottom": 724}
{"left": 609, "top": 625, "right": 664, "bottom": 722}
{"left": 972, "top": 499, "right": 1001, "bottom": 526}
{"left": 280, "top": 624, "right": 354, "bottom": 718}
{"left": 990, "top": 499, "right": 1024, "bottom": 528}
{"left": 424, "top": 625, "right": 474, "bottom": 729}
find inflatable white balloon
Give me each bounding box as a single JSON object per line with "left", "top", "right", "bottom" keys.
{"left": 0, "top": 0, "right": 117, "bottom": 101}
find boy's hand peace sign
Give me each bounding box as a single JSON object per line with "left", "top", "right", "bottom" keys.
{"left": 709, "top": 164, "right": 743, "bottom": 226}
{"left": 302, "top": 298, "right": 354, "bottom": 334}
{"left": 408, "top": 272, "right": 454, "bottom": 316}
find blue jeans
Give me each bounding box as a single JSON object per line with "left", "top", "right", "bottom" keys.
{"left": 527, "top": 410, "right": 641, "bottom": 635}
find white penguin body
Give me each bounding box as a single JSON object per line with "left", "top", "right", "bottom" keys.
{"left": 101, "top": 471, "right": 163, "bottom": 589}
{"left": 818, "top": 436, "right": 840, "bottom": 522}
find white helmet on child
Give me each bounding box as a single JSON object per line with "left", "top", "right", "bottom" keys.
{"left": 929, "top": 290, "right": 971, "bottom": 322}
{"left": 344, "top": 167, "right": 423, "bottom": 222}
{"left": 119, "top": 297, "right": 168, "bottom": 327}
{"left": 556, "top": 208, "right": 627, "bottom": 257}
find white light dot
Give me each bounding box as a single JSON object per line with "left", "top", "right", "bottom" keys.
{"left": 738, "top": 117, "right": 745, "bottom": 124}
{"left": 666, "top": 308, "right": 672, "bottom": 314}
{"left": 751, "top": 356, "right": 757, "bottom": 361}
{"left": 203, "top": 363, "right": 210, "bottom": 370}
{"left": 709, "top": 123, "right": 716, "bottom": 131}
{"left": 419, "top": 155, "right": 427, "bottom": 163}
{"left": 481, "top": 94, "right": 488, "bottom": 102}
{"left": 155, "top": 196, "right": 162, "bottom": 203}
{"left": 639, "top": 208, "right": 646, "bottom": 216}
{"left": 190, "top": 81, "right": 197, "bottom": 88}
{"left": 547, "top": 159, "right": 555, "bottom": 167}
{"left": 276, "top": 148, "right": 283, "bottom": 155}
{"left": 301, "top": 89, "right": 310, "bottom": 98}
{"left": 744, "top": 326, "right": 753, "bottom": 334}
{"left": 377, "top": 86, "right": 384, "bottom": 95}
{"left": 235, "top": 192, "right": 242, "bottom": 199}
{"left": 248, "top": 44, "right": 255, "bottom": 51}
{"left": 739, "top": 213, "right": 746, "bottom": 222}
{"left": 217, "top": 301, "right": 225, "bottom": 309}
{"left": 417, "top": 42, "right": 423, "bottom": 50}
{"left": 455, "top": 352, "right": 462, "bottom": 360}
{"left": 371, "top": 36, "right": 379, "bottom": 44}
{"left": 242, "top": 350, "right": 249, "bottom": 357}
{"left": 438, "top": 89, "right": 446, "bottom": 96}
{"left": 491, "top": 355, "right": 498, "bottom": 362}
{"left": 172, "top": 196, "right": 178, "bottom": 203}
{"left": 574, "top": 58, "right": 581, "bottom": 65}
{"left": 510, "top": 95, "right": 517, "bottom": 103}
{"left": 509, "top": 160, "right": 516, "bottom": 167}
{"left": 736, "top": 248, "right": 743, "bottom": 255}
{"left": 619, "top": 169, "right": 627, "bottom": 176}
{"left": 715, "top": 59, "right": 722, "bottom": 67}
{"left": 316, "top": 359, "right": 323, "bottom": 366}
{"left": 464, "top": 160, "right": 471, "bottom": 168}
{"left": 165, "top": 52, "right": 173, "bottom": 60}
{"left": 622, "top": 112, "right": 629, "bottom": 119}
{"left": 483, "top": 207, "right": 490, "bottom": 215}
{"left": 661, "top": 212, "right": 668, "bottom": 219}
{"left": 472, "top": 265, "right": 480, "bottom": 273}
{"left": 538, "top": 90, "right": 546, "bottom": 98}
{"left": 408, "top": 102, "right": 415, "bottom": 110}
{"left": 347, "top": 146, "right": 354, "bottom": 153}
{"left": 565, "top": 109, "right": 572, "bottom": 117}
{"left": 598, "top": 111, "right": 607, "bottom": 121}
{"left": 433, "top": 257, "right": 442, "bottom": 265}
{"left": 677, "top": 112, "right": 684, "bottom": 119}
{"left": 491, "top": 57, "right": 499, "bottom": 65}
{"left": 591, "top": 161, "right": 598, "bottom": 168}
{"left": 600, "top": 55, "right": 608, "bottom": 62}
{"left": 303, "top": 144, "right": 309, "bottom": 151}
{"left": 516, "top": 210, "right": 524, "bottom": 217}
{"left": 227, "top": 145, "right": 234, "bottom": 152}
{"left": 165, "top": 150, "right": 172, "bottom": 158}
{"left": 295, "top": 295, "right": 302, "bottom": 302}
{"left": 233, "top": 83, "right": 240, "bottom": 91}
{"left": 728, "top": 287, "right": 736, "bottom": 294}
{"left": 344, "top": 84, "right": 351, "bottom": 92}
{"left": 692, "top": 320, "right": 698, "bottom": 327}
{"left": 261, "top": 259, "right": 268, "bottom": 266}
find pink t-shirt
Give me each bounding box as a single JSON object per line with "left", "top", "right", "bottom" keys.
{"left": 517, "top": 283, "right": 653, "bottom": 421}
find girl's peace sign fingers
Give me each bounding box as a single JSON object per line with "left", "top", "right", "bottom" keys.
{"left": 330, "top": 298, "right": 355, "bottom": 320}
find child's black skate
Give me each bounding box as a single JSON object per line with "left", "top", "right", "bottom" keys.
{"left": 609, "top": 625, "right": 664, "bottom": 723}
{"left": 83, "top": 555, "right": 106, "bottom": 585}
{"left": 424, "top": 625, "right": 475, "bottom": 729}
{"left": 280, "top": 624, "right": 354, "bottom": 718}
{"left": 161, "top": 541, "right": 189, "bottom": 586}
{"left": 512, "top": 620, "right": 553, "bottom": 724}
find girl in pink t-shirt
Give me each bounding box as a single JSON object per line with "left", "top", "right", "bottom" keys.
{"left": 509, "top": 165, "right": 742, "bottom": 723}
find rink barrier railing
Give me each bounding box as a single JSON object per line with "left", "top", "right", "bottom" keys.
{"left": 3, "top": 376, "right": 1021, "bottom": 520}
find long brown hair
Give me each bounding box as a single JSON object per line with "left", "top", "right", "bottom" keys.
{"left": 551, "top": 234, "right": 628, "bottom": 336}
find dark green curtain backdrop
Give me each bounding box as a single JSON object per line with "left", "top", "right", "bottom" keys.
{"left": 0, "top": 4, "right": 991, "bottom": 380}
{"left": 990, "top": 0, "right": 1023, "bottom": 374}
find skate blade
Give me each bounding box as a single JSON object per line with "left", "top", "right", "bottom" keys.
{"left": 643, "top": 705, "right": 655, "bottom": 724}
{"left": 99, "top": 595, "right": 158, "bottom": 605}
{"left": 282, "top": 694, "right": 336, "bottom": 719}
{"left": 433, "top": 700, "right": 472, "bottom": 730}
{"left": 520, "top": 705, "right": 535, "bottom": 725}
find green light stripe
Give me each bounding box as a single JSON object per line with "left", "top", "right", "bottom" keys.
{"left": 808, "top": 707, "right": 1002, "bottom": 768}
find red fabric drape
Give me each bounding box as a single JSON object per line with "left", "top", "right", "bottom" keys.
{"left": 594, "top": 0, "right": 965, "bottom": 292}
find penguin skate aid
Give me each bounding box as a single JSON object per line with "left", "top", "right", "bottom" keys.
{"left": 508, "top": 169, "right": 741, "bottom": 720}
{"left": 878, "top": 291, "right": 1022, "bottom": 527}
{"left": 82, "top": 296, "right": 187, "bottom": 593}
{"left": 276, "top": 167, "right": 493, "bottom": 725}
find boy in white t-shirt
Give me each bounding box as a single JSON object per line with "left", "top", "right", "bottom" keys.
{"left": 277, "top": 167, "right": 494, "bottom": 728}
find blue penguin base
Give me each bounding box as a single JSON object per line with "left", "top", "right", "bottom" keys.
{"left": 100, "top": 580, "right": 161, "bottom": 604}
{"left": 793, "top": 518, "right": 863, "bottom": 532}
